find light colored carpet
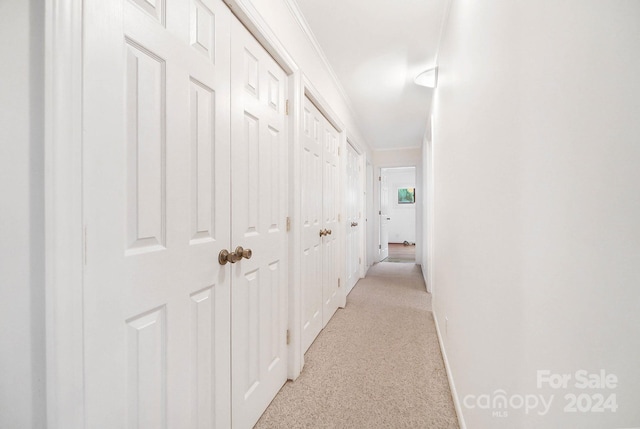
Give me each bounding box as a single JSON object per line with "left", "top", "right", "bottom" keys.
{"left": 254, "top": 262, "right": 459, "bottom": 429}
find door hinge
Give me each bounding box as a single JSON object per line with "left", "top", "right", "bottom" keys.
{"left": 338, "top": 214, "right": 341, "bottom": 222}
{"left": 378, "top": 210, "right": 381, "bottom": 215}
{"left": 378, "top": 176, "right": 381, "bottom": 181}
{"left": 338, "top": 147, "right": 341, "bottom": 156}
{"left": 359, "top": 257, "right": 361, "bottom": 264}
{"left": 286, "top": 216, "right": 291, "bottom": 232}
{"left": 285, "top": 100, "right": 289, "bottom": 115}
{"left": 338, "top": 278, "right": 341, "bottom": 288}
{"left": 379, "top": 244, "right": 382, "bottom": 249}
{"left": 286, "top": 329, "right": 291, "bottom": 345}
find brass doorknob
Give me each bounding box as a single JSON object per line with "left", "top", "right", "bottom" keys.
{"left": 235, "top": 246, "right": 252, "bottom": 260}
{"left": 219, "top": 249, "right": 239, "bottom": 265}
{"left": 327, "top": 229, "right": 332, "bottom": 235}
{"left": 319, "top": 229, "right": 326, "bottom": 237}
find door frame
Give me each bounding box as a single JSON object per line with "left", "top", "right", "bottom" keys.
{"left": 425, "top": 119, "right": 435, "bottom": 293}
{"left": 45, "top": 1, "right": 84, "bottom": 427}
{"left": 44, "top": 1, "right": 300, "bottom": 426}
{"left": 365, "top": 160, "right": 375, "bottom": 269}
{"left": 345, "top": 136, "right": 366, "bottom": 283}
{"left": 378, "top": 167, "right": 389, "bottom": 262}
{"left": 377, "top": 165, "right": 419, "bottom": 263}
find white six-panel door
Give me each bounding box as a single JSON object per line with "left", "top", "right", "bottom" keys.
{"left": 83, "top": 0, "right": 287, "bottom": 427}
{"left": 300, "top": 96, "right": 340, "bottom": 352}
{"left": 321, "top": 123, "right": 341, "bottom": 326}
{"left": 230, "top": 18, "right": 289, "bottom": 429}
{"left": 83, "top": 0, "right": 232, "bottom": 427}
{"left": 300, "top": 99, "right": 323, "bottom": 352}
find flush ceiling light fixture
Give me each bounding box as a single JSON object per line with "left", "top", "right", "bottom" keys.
{"left": 415, "top": 67, "right": 438, "bottom": 88}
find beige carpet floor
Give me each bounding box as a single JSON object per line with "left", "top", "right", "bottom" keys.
{"left": 254, "top": 262, "right": 459, "bottom": 429}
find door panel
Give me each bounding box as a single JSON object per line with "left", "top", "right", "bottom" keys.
{"left": 230, "top": 19, "right": 288, "bottom": 429}
{"left": 322, "top": 125, "right": 340, "bottom": 326}
{"left": 346, "top": 143, "right": 362, "bottom": 294}
{"left": 300, "top": 100, "right": 323, "bottom": 352}
{"left": 83, "top": 0, "right": 232, "bottom": 428}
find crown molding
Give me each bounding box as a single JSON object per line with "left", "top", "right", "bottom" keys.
{"left": 283, "top": 0, "right": 370, "bottom": 145}
{"left": 224, "top": 0, "right": 299, "bottom": 74}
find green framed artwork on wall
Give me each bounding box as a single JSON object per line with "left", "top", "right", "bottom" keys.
{"left": 398, "top": 187, "right": 415, "bottom": 204}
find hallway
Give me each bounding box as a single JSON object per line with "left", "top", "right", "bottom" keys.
{"left": 255, "top": 263, "right": 458, "bottom": 428}
{"left": 4, "top": 1, "right": 639, "bottom": 428}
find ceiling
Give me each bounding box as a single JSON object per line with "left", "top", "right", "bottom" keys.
{"left": 290, "top": 0, "right": 449, "bottom": 150}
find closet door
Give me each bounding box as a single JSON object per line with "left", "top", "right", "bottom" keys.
{"left": 300, "top": 96, "right": 341, "bottom": 349}
{"left": 230, "top": 18, "right": 289, "bottom": 429}
{"left": 321, "top": 120, "right": 341, "bottom": 326}
{"left": 300, "top": 97, "right": 323, "bottom": 352}
{"left": 82, "top": 0, "right": 232, "bottom": 427}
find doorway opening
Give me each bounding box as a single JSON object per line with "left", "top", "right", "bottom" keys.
{"left": 379, "top": 166, "right": 417, "bottom": 263}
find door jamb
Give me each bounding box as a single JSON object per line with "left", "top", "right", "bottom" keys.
{"left": 345, "top": 137, "right": 366, "bottom": 283}
{"left": 378, "top": 167, "right": 386, "bottom": 262}
{"left": 45, "top": 0, "right": 84, "bottom": 427}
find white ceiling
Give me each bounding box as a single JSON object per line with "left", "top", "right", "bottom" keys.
{"left": 291, "top": 0, "right": 449, "bottom": 150}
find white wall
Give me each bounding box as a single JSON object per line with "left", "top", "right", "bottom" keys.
{"left": 383, "top": 167, "right": 416, "bottom": 244}
{"left": 431, "top": 1, "right": 640, "bottom": 428}
{"left": 0, "top": 0, "right": 46, "bottom": 427}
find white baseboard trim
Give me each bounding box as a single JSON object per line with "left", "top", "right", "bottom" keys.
{"left": 433, "top": 309, "right": 467, "bottom": 429}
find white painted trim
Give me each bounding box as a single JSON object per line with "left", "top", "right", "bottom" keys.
{"left": 287, "top": 71, "right": 304, "bottom": 380}
{"left": 302, "top": 75, "right": 345, "bottom": 133}
{"left": 346, "top": 134, "right": 364, "bottom": 155}
{"left": 425, "top": 121, "right": 435, "bottom": 294}
{"left": 358, "top": 150, "right": 367, "bottom": 279}
{"left": 223, "top": 0, "right": 298, "bottom": 74}
{"left": 44, "top": 0, "right": 85, "bottom": 428}
{"left": 433, "top": 310, "right": 467, "bottom": 429}
{"left": 346, "top": 137, "right": 367, "bottom": 282}
{"left": 283, "top": 0, "right": 366, "bottom": 134}
{"left": 365, "top": 160, "right": 375, "bottom": 270}
{"left": 338, "top": 129, "right": 348, "bottom": 308}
